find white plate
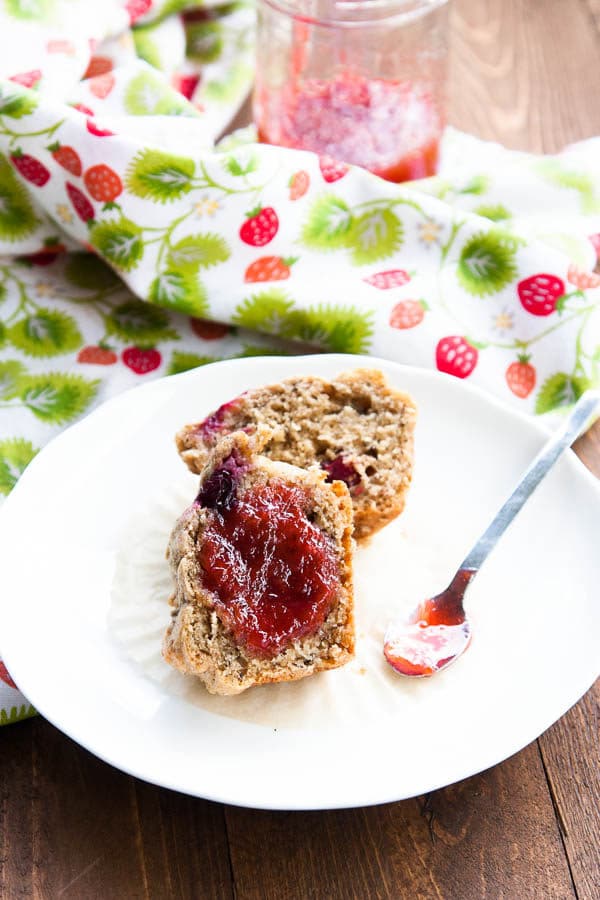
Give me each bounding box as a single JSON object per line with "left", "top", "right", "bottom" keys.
{"left": 1, "top": 355, "right": 599, "bottom": 810}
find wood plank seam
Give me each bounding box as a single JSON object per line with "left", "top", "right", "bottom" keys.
{"left": 130, "top": 778, "right": 151, "bottom": 900}
{"left": 536, "top": 744, "right": 569, "bottom": 839}
{"left": 418, "top": 795, "right": 438, "bottom": 845}
{"left": 536, "top": 743, "right": 580, "bottom": 900}
{"left": 223, "top": 809, "right": 239, "bottom": 900}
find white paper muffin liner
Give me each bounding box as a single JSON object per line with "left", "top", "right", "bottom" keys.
{"left": 108, "top": 472, "right": 453, "bottom": 731}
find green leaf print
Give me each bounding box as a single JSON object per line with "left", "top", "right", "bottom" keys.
{"left": 132, "top": 28, "right": 162, "bottom": 70}
{"left": 0, "top": 704, "right": 36, "bottom": 725}
{"left": 89, "top": 219, "right": 144, "bottom": 272}
{"left": 8, "top": 309, "right": 82, "bottom": 357}
{"left": 149, "top": 270, "right": 208, "bottom": 316}
{"left": 282, "top": 304, "right": 374, "bottom": 354}
{"left": 239, "top": 344, "right": 287, "bottom": 358}
{"left": 535, "top": 160, "right": 600, "bottom": 214}
{"left": 459, "top": 176, "right": 489, "bottom": 196}
{"left": 474, "top": 204, "right": 511, "bottom": 223}
{"left": 346, "top": 209, "right": 403, "bottom": 265}
{"left": 125, "top": 149, "right": 195, "bottom": 203}
{"left": 457, "top": 230, "right": 517, "bottom": 297}
{"left": 144, "top": 0, "right": 190, "bottom": 24}
{"left": 167, "top": 234, "right": 229, "bottom": 272}
{"left": 0, "top": 85, "right": 38, "bottom": 119}
{"left": 301, "top": 196, "right": 353, "bottom": 250}
{"left": 0, "top": 360, "right": 26, "bottom": 398}
{"left": 535, "top": 373, "right": 591, "bottom": 415}
{"left": 124, "top": 70, "right": 192, "bottom": 117}
{"left": 63, "top": 253, "right": 120, "bottom": 291}
{"left": 167, "top": 351, "right": 218, "bottom": 375}
{"left": 232, "top": 290, "right": 295, "bottom": 332}
{"left": 0, "top": 438, "right": 38, "bottom": 495}
{"left": 223, "top": 153, "right": 258, "bottom": 177}
{"left": 202, "top": 62, "right": 253, "bottom": 105}
{"left": 18, "top": 373, "right": 99, "bottom": 424}
{"left": 106, "top": 300, "right": 179, "bottom": 345}
{"left": 5, "top": 0, "right": 53, "bottom": 20}
{"left": 0, "top": 154, "right": 39, "bottom": 241}
{"left": 185, "top": 21, "right": 223, "bottom": 64}
{"left": 0, "top": 320, "right": 5, "bottom": 347}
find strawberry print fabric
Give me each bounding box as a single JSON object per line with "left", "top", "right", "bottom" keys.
{"left": 1, "top": 0, "right": 599, "bottom": 721}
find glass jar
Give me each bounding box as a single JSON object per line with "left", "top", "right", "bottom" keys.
{"left": 254, "top": 0, "right": 450, "bottom": 182}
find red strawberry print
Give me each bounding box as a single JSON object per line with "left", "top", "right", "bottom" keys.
{"left": 589, "top": 233, "right": 600, "bottom": 260}
{"left": 0, "top": 661, "right": 17, "bottom": 690}
{"left": 83, "top": 56, "right": 113, "bottom": 79}
{"left": 240, "top": 206, "right": 279, "bottom": 247}
{"left": 319, "top": 155, "right": 349, "bottom": 183}
{"left": 389, "top": 300, "right": 426, "bottom": 330}
{"left": 9, "top": 69, "right": 42, "bottom": 88}
{"left": 89, "top": 73, "right": 115, "bottom": 99}
{"left": 436, "top": 336, "right": 479, "bottom": 379}
{"left": 190, "top": 318, "right": 230, "bottom": 340}
{"left": 125, "top": 0, "right": 152, "bottom": 23}
{"left": 364, "top": 269, "right": 411, "bottom": 290}
{"left": 46, "top": 39, "right": 75, "bottom": 54}
{"left": 78, "top": 346, "right": 118, "bottom": 365}
{"left": 244, "top": 256, "right": 296, "bottom": 283}
{"left": 86, "top": 119, "right": 114, "bottom": 137}
{"left": 289, "top": 170, "right": 310, "bottom": 201}
{"left": 10, "top": 150, "right": 50, "bottom": 187}
{"left": 66, "top": 182, "right": 95, "bottom": 222}
{"left": 506, "top": 355, "right": 536, "bottom": 399}
{"left": 173, "top": 73, "right": 200, "bottom": 100}
{"left": 122, "top": 346, "right": 161, "bottom": 374}
{"left": 567, "top": 263, "right": 600, "bottom": 291}
{"left": 518, "top": 273, "right": 565, "bottom": 316}
{"left": 84, "top": 164, "right": 122, "bottom": 203}
{"left": 72, "top": 103, "right": 95, "bottom": 116}
{"left": 47, "top": 142, "right": 82, "bottom": 176}
{"left": 23, "top": 240, "right": 66, "bottom": 266}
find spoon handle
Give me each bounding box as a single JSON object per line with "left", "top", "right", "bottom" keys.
{"left": 460, "top": 391, "right": 600, "bottom": 573}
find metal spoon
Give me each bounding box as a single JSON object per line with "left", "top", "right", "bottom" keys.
{"left": 384, "top": 390, "right": 600, "bottom": 678}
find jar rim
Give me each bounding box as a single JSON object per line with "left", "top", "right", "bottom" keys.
{"left": 257, "top": 0, "right": 449, "bottom": 29}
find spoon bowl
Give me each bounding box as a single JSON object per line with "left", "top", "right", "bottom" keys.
{"left": 384, "top": 570, "right": 473, "bottom": 676}
{"left": 384, "top": 391, "right": 600, "bottom": 678}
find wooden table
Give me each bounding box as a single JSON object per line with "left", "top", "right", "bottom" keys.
{"left": 2, "top": 1, "right": 599, "bottom": 897}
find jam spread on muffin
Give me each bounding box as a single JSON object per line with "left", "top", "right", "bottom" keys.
{"left": 197, "top": 457, "right": 340, "bottom": 656}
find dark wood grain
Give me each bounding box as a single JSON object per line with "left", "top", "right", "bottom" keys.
{"left": 225, "top": 743, "right": 575, "bottom": 900}
{"left": 539, "top": 685, "right": 600, "bottom": 900}
{"left": 2, "top": 2, "right": 600, "bottom": 899}
{"left": 0, "top": 718, "right": 233, "bottom": 900}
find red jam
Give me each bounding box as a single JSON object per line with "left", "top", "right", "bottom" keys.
{"left": 198, "top": 479, "right": 340, "bottom": 656}
{"left": 384, "top": 571, "right": 475, "bottom": 677}
{"left": 256, "top": 73, "right": 442, "bottom": 183}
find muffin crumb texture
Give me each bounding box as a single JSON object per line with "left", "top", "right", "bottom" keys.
{"left": 163, "top": 431, "right": 355, "bottom": 695}
{"left": 176, "top": 369, "right": 417, "bottom": 541}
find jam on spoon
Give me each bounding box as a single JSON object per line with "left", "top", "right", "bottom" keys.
{"left": 384, "top": 390, "right": 600, "bottom": 678}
